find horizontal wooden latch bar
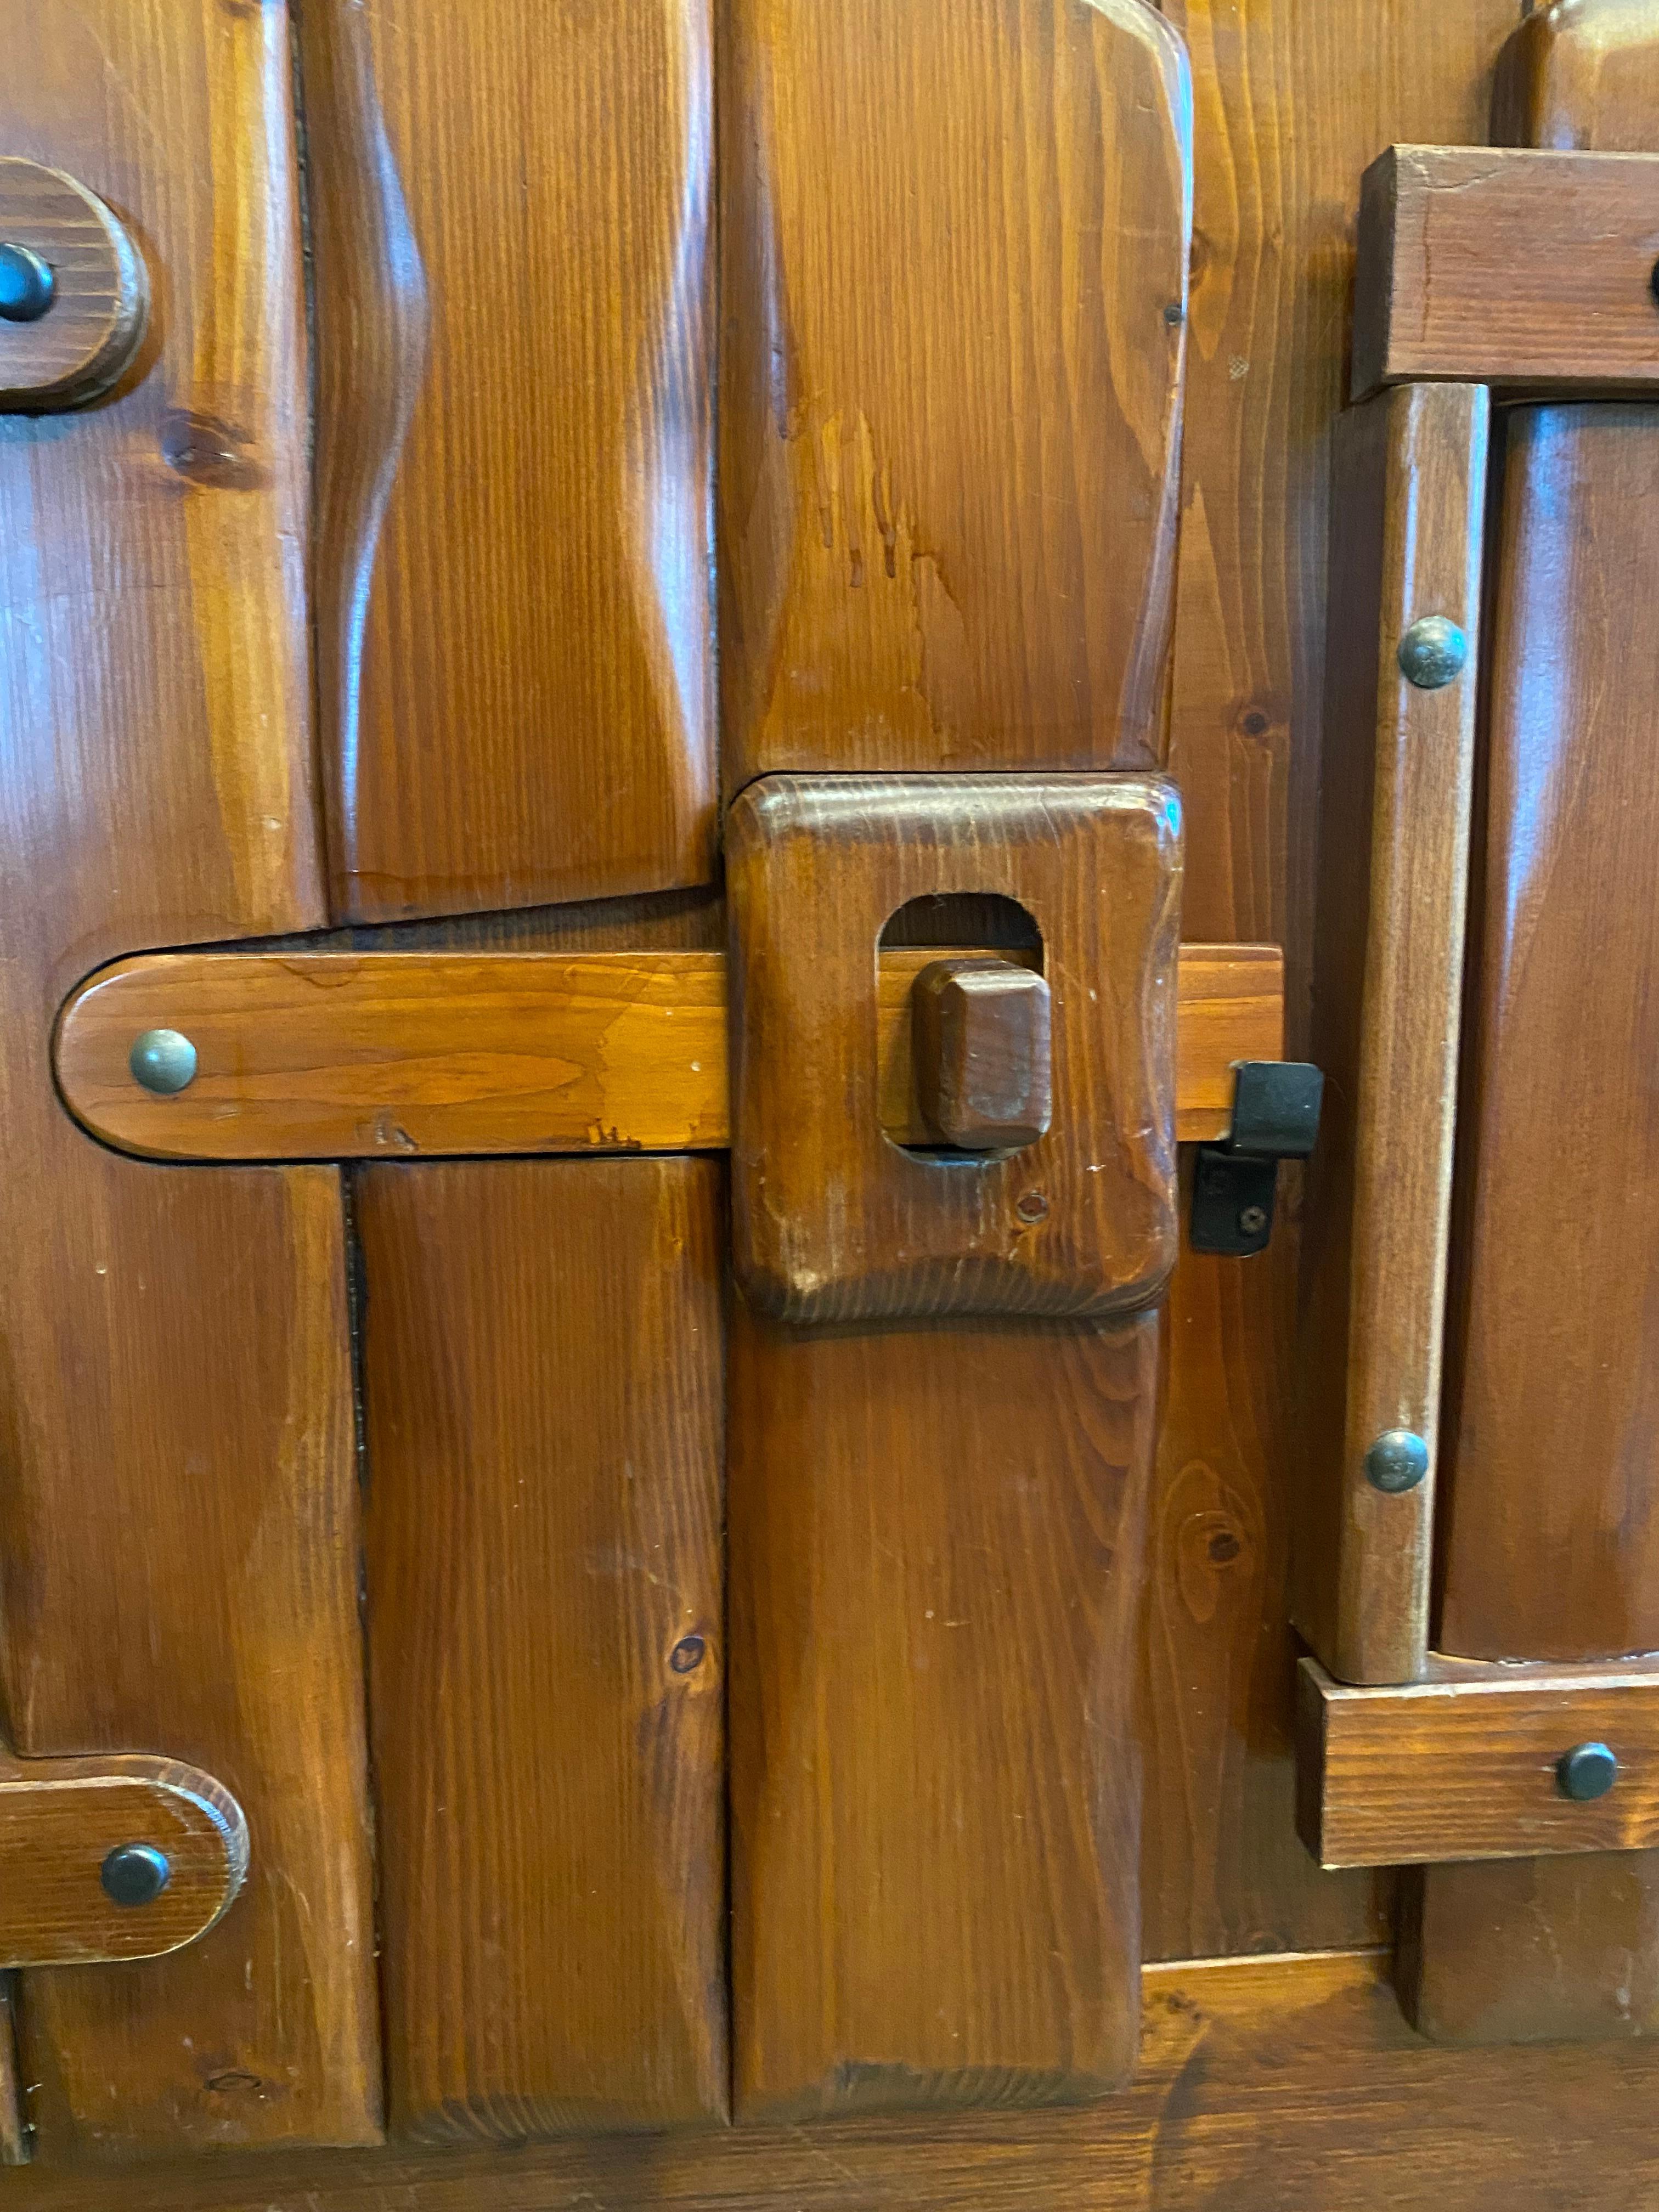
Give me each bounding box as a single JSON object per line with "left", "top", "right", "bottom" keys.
{"left": 54, "top": 943, "right": 1284, "bottom": 1165}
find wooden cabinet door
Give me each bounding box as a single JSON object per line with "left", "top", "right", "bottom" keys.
{"left": 8, "top": 1, "right": 1659, "bottom": 2208}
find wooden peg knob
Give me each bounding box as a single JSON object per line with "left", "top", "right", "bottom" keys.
{"left": 912, "top": 957, "right": 1053, "bottom": 1151}
{"left": 0, "top": 156, "right": 148, "bottom": 411}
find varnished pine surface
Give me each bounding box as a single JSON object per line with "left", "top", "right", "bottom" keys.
{"left": 718, "top": 0, "right": 1190, "bottom": 781}
{"left": 1142, "top": 0, "right": 1513, "bottom": 1965}
{"left": 0, "top": 1753, "right": 246, "bottom": 1967}
{"left": 301, "top": 0, "right": 718, "bottom": 922}
{"left": 1438, "top": 407, "right": 1659, "bottom": 1666}
{"left": 730, "top": 1304, "right": 1160, "bottom": 2117}
{"left": 0, "top": 159, "right": 148, "bottom": 408}
{"left": 1299, "top": 1656, "right": 1659, "bottom": 1867}
{"left": 1295, "top": 383, "right": 1487, "bottom": 1686}
{"left": 726, "top": 776, "right": 1182, "bottom": 1322}
{"left": 1353, "top": 145, "right": 1659, "bottom": 396}
{"left": 0, "top": 0, "right": 379, "bottom": 2154}
{"left": 357, "top": 1161, "right": 727, "bottom": 2136}
{"left": 55, "top": 942, "right": 1282, "bottom": 1160}
{"left": 27, "top": 1950, "right": 1659, "bottom": 2207}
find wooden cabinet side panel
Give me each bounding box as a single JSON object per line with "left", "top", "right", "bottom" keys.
{"left": 718, "top": 0, "right": 1190, "bottom": 783}
{"left": 357, "top": 1160, "right": 727, "bottom": 2138}
{"left": 302, "top": 0, "right": 717, "bottom": 923}
{"left": 0, "top": 0, "right": 380, "bottom": 2154}
{"left": 730, "top": 1304, "right": 1158, "bottom": 2118}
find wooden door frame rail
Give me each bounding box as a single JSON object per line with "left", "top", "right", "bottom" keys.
{"left": 1299, "top": 1656, "right": 1659, "bottom": 1869}
{"left": 0, "top": 1749, "right": 247, "bottom": 1967}
{"left": 54, "top": 943, "right": 1283, "bottom": 1165}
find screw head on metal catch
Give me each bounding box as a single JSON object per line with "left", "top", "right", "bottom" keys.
{"left": 0, "top": 242, "right": 55, "bottom": 323}
{"left": 1397, "top": 616, "right": 1468, "bottom": 691}
{"left": 1557, "top": 1741, "right": 1618, "bottom": 1803}
{"left": 1364, "top": 1429, "right": 1429, "bottom": 1495}
{"left": 129, "top": 1028, "right": 198, "bottom": 1095}
{"left": 100, "top": 1842, "right": 171, "bottom": 1908}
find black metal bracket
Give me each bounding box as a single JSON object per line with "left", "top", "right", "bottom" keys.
{"left": 1189, "top": 1061, "right": 1324, "bottom": 1257}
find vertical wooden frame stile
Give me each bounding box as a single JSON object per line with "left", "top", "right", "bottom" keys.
{"left": 721, "top": 0, "right": 1193, "bottom": 2116}
{"left": 1295, "top": 382, "right": 1488, "bottom": 1688}
{"left": 0, "top": 0, "right": 380, "bottom": 2154}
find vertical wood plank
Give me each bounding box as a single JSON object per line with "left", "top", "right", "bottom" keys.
{"left": 357, "top": 1160, "right": 727, "bottom": 2138}
{"left": 301, "top": 0, "right": 717, "bottom": 924}
{"left": 1296, "top": 382, "right": 1487, "bottom": 1688}
{"left": 718, "top": 0, "right": 1190, "bottom": 783}
{"left": 1142, "top": 0, "right": 1513, "bottom": 1960}
{"left": 0, "top": 0, "right": 380, "bottom": 2152}
{"left": 730, "top": 1306, "right": 1159, "bottom": 2118}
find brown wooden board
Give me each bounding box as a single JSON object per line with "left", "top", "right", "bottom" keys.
{"left": 730, "top": 1302, "right": 1159, "bottom": 2119}
{"left": 1294, "top": 383, "right": 1488, "bottom": 1687}
{"left": 1353, "top": 145, "right": 1659, "bottom": 396}
{"left": 357, "top": 1160, "right": 726, "bottom": 2138}
{"left": 1299, "top": 1657, "right": 1659, "bottom": 1867}
{"left": 718, "top": 0, "right": 1190, "bottom": 783}
{"left": 55, "top": 943, "right": 1283, "bottom": 1161}
{"left": 27, "top": 1950, "right": 1659, "bottom": 2209}
{"left": 1143, "top": 0, "right": 1516, "bottom": 1966}
{"left": 301, "top": 0, "right": 718, "bottom": 922}
{"left": 0, "top": 0, "right": 380, "bottom": 2156}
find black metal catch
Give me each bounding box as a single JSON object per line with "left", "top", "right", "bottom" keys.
{"left": 1189, "top": 1060, "right": 1324, "bottom": 1257}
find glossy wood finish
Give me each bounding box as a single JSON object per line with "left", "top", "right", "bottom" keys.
{"left": 1352, "top": 145, "right": 1659, "bottom": 397}
{"left": 912, "top": 959, "right": 1053, "bottom": 1151}
{"left": 718, "top": 0, "right": 1190, "bottom": 783}
{"left": 1146, "top": 0, "right": 1515, "bottom": 1964}
{"left": 0, "top": 159, "right": 147, "bottom": 408}
{"left": 1299, "top": 1657, "right": 1659, "bottom": 1867}
{"left": 730, "top": 1302, "right": 1159, "bottom": 2119}
{"left": 0, "top": 0, "right": 379, "bottom": 2155}
{"left": 301, "top": 0, "right": 716, "bottom": 923}
{"left": 727, "top": 775, "right": 1182, "bottom": 1322}
{"left": 1495, "top": 0, "right": 1659, "bottom": 150}
{"left": 57, "top": 941, "right": 1273, "bottom": 1160}
{"left": 1295, "top": 384, "right": 1487, "bottom": 1688}
{"left": 1438, "top": 408, "right": 1659, "bottom": 1665}
{"left": 39, "top": 1948, "right": 1659, "bottom": 2208}
{"left": 0, "top": 1753, "right": 246, "bottom": 1966}
{"left": 1406, "top": 2, "right": 1659, "bottom": 2054}
{"left": 357, "top": 1160, "right": 726, "bottom": 2138}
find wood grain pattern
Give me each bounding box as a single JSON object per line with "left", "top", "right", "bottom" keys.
{"left": 912, "top": 959, "right": 1053, "bottom": 1151}
{"left": 1299, "top": 1656, "right": 1659, "bottom": 1867}
{"left": 300, "top": 0, "right": 717, "bottom": 923}
{"left": 0, "top": 158, "right": 147, "bottom": 408}
{"left": 0, "top": 1982, "right": 25, "bottom": 2166}
{"left": 727, "top": 775, "right": 1182, "bottom": 1322}
{"left": 0, "top": 1753, "right": 246, "bottom": 1967}
{"left": 1294, "top": 383, "right": 1487, "bottom": 1688}
{"left": 45, "top": 1948, "right": 1659, "bottom": 2208}
{"left": 0, "top": 0, "right": 380, "bottom": 2157}
{"left": 55, "top": 941, "right": 1276, "bottom": 1160}
{"left": 1407, "top": 0, "right": 1659, "bottom": 2053}
{"left": 718, "top": 0, "right": 1190, "bottom": 782}
{"left": 1352, "top": 144, "right": 1659, "bottom": 397}
{"left": 357, "top": 1160, "right": 726, "bottom": 2139}
{"left": 1438, "top": 407, "right": 1659, "bottom": 1665}
{"left": 730, "top": 1302, "right": 1159, "bottom": 2119}
{"left": 1144, "top": 0, "right": 1515, "bottom": 1964}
